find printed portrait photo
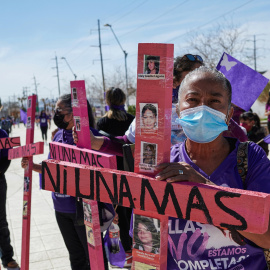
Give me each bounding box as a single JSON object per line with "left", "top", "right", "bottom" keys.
{"left": 140, "top": 103, "right": 158, "bottom": 133}
{"left": 75, "top": 117, "right": 81, "bottom": 131}
{"left": 23, "top": 201, "right": 28, "bottom": 216}
{"left": 72, "top": 88, "right": 78, "bottom": 100}
{"left": 133, "top": 214, "right": 160, "bottom": 255}
{"left": 83, "top": 202, "right": 92, "bottom": 223}
{"left": 24, "top": 176, "right": 30, "bottom": 193}
{"left": 28, "top": 99, "right": 31, "bottom": 108}
{"left": 144, "top": 55, "right": 160, "bottom": 75}
{"left": 86, "top": 225, "right": 95, "bottom": 246}
{"left": 141, "top": 142, "right": 157, "bottom": 166}
{"left": 26, "top": 116, "right": 31, "bottom": 129}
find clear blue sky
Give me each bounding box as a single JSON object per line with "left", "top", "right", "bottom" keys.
{"left": 1, "top": 0, "right": 269, "bottom": 102}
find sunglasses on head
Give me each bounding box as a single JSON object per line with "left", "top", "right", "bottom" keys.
{"left": 184, "top": 54, "right": 203, "bottom": 63}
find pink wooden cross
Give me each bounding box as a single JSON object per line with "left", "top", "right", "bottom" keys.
{"left": 8, "top": 95, "right": 44, "bottom": 270}
{"left": 0, "top": 136, "right": 20, "bottom": 149}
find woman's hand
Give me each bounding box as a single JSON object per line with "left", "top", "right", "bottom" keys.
{"left": 155, "top": 162, "right": 211, "bottom": 184}
{"left": 21, "top": 157, "right": 29, "bottom": 169}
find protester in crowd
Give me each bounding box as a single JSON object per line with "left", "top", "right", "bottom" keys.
{"left": 265, "top": 93, "right": 270, "bottom": 133}
{"left": 97, "top": 87, "right": 134, "bottom": 137}
{"left": 97, "top": 87, "right": 134, "bottom": 263}
{"left": 0, "top": 128, "right": 20, "bottom": 269}
{"left": 240, "top": 111, "right": 269, "bottom": 155}
{"left": 145, "top": 56, "right": 159, "bottom": 74}
{"left": 141, "top": 104, "right": 157, "bottom": 130}
{"left": 21, "top": 94, "right": 111, "bottom": 270}
{"left": 38, "top": 110, "right": 50, "bottom": 144}
{"left": 133, "top": 216, "right": 160, "bottom": 254}
{"left": 154, "top": 66, "right": 270, "bottom": 269}
{"left": 1, "top": 117, "right": 11, "bottom": 136}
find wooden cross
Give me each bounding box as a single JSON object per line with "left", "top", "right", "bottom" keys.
{"left": 0, "top": 136, "right": 20, "bottom": 150}
{"left": 8, "top": 95, "right": 44, "bottom": 270}
{"left": 41, "top": 44, "right": 270, "bottom": 270}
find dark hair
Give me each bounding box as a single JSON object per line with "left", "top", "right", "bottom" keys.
{"left": 141, "top": 104, "right": 157, "bottom": 117}
{"left": 174, "top": 55, "right": 204, "bottom": 84}
{"left": 133, "top": 216, "right": 160, "bottom": 252}
{"left": 104, "top": 87, "right": 127, "bottom": 121}
{"left": 145, "top": 144, "right": 155, "bottom": 154}
{"left": 240, "top": 111, "right": 261, "bottom": 129}
{"left": 146, "top": 56, "right": 159, "bottom": 74}
{"left": 58, "top": 94, "right": 96, "bottom": 128}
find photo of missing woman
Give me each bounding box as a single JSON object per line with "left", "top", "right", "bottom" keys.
{"left": 133, "top": 214, "right": 160, "bottom": 255}
{"left": 75, "top": 117, "right": 81, "bottom": 131}
{"left": 26, "top": 116, "right": 31, "bottom": 129}
{"left": 24, "top": 176, "right": 30, "bottom": 193}
{"left": 140, "top": 103, "right": 158, "bottom": 133}
{"left": 23, "top": 201, "right": 28, "bottom": 216}
{"left": 72, "top": 88, "right": 78, "bottom": 100}
{"left": 28, "top": 99, "right": 32, "bottom": 108}
{"left": 141, "top": 142, "right": 157, "bottom": 166}
{"left": 144, "top": 55, "right": 160, "bottom": 75}
{"left": 83, "top": 202, "right": 92, "bottom": 223}
{"left": 86, "top": 225, "right": 95, "bottom": 246}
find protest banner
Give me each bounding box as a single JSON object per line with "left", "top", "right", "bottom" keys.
{"left": 0, "top": 136, "right": 20, "bottom": 149}
{"left": 8, "top": 95, "right": 44, "bottom": 270}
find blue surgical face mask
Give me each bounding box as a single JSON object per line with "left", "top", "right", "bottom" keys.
{"left": 176, "top": 105, "right": 228, "bottom": 143}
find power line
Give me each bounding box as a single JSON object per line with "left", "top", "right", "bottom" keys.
{"left": 119, "top": 0, "right": 189, "bottom": 39}
{"left": 167, "top": 0, "right": 255, "bottom": 42}
{"left": 111, "top": 0, "right": 149, "bottom": 24}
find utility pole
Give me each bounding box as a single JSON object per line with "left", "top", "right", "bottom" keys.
{"left": 52, "top": 54, "right": 61, "bottom": 96}
{"left": 253, "top": 35, "right": 257, "bottom": 71}
{"left": 98, "top": 19, "right": 106, "bottom": 99}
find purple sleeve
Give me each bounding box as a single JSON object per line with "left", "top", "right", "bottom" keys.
{"left": 246, "top": 142, "right": 270, "bottom": 193}
{"left": 99, "top": 135, "right": 131, "bottom": 156}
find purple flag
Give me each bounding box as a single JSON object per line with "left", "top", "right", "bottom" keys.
{"left": 264, "top": 134, "right": 270, "bottom": 144}
{"left": 20, "top": 109, "right": 27, "bottom": 124}
{"left": 216, "top": 52, "right": 269, "bottom": 111}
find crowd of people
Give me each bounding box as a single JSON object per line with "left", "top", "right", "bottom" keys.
{"left": 0, "top": 53, "right": 269, "bottom": 270}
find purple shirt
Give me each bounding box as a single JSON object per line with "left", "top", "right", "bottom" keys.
{"left": 39, "top": 114, "right": 49, "bottom": 127}
{"left": 51, "top": 128, "right": 102, "bottom": 213}
{"left": 167, "top": 139, "right": 270, "bottom": 269}
{"left": 266, "top": 103, "right": 270, "bottom": 122}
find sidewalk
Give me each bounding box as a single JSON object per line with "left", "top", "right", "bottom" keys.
{"left": 2, "top": 123, "right": 128, "bottom": 270}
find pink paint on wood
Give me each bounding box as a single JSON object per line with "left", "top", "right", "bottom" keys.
{"left": 133, "top": 43, "right": 174, "bottom": 269}
{"left": 8, "top": 141, "right": 44, "bottom": 160}
{"left": 42, "top": 159, "right": 270, "bottom": 234}
{"left": 21, "top": 95, "right": 37, "bottom": 270}
{"left": 0, "top": 137, "right": 20, "bottom": 149}
{"left": 49, "top": 141, "right": 116, "bottom": 169}
{"left": 70, "top": 80, "right": 91, "bottom": 149}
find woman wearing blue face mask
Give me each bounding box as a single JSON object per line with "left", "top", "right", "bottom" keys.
{"left": 156, "top": 66, "right": 270, "bottom": 270}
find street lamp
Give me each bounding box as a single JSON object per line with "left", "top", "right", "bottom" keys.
{"left": 61, "top": 57, "right": 77, "bottom": 80}
{"left": 104, "top": 23, "right": 129, "bottom": 106}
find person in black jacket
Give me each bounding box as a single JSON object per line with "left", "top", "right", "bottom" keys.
{"left": 240, "top": 111, "right": 269, "bottom": 155}
{"left": 0, "top": 129, "right": 20, "bottom": 269}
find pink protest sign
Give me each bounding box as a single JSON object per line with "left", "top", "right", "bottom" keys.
{"left": 8, "top": 141, "right": 44, "bottom": 159}
{"left": 42, "top": 159, "right": 270, "bottom": 235}
{"left": 70, "top": 80, "right": 116, "bottom": 270}
{"left": 0, "top": 136, "right": 20, "bottom": 149}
